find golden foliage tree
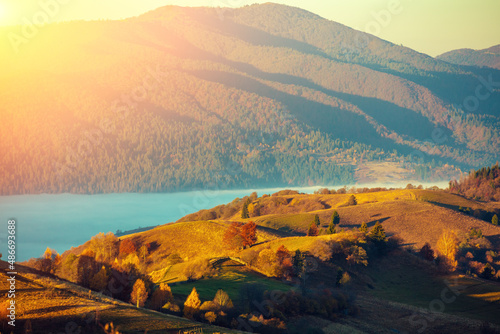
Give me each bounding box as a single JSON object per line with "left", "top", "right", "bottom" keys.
{"left": 184, "top": 287, "right": 201, "bottom": 319}
{"left": 436, "top": 230, "right": 458, "bottom": 271}
{"left": 130, "top": 279, "right": 148, "bottom": 308}
{"left": 150, "top": 283, "right": 173, "bottom": 311}
{"left": 213, "top": 289, "right": 234, "bottom": 311}
{"left": 90, "top": 266, "right": 109, "bottom": 292}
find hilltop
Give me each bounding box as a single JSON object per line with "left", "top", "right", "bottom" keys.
{"left": 437, "top": 45, "right": 500, "bottom": 70}
{"left": 1, "top": 4, "right": 500, "bottom": 195}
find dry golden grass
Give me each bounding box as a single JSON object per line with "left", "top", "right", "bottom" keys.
{"left": 122, "top": 220, "right": 282, "bottom": 272}
{"left": 0, "top": 261, "right": 245, "bottom": 334}
{"left": 235, "top": 190, "right": 500, "bottom": 250}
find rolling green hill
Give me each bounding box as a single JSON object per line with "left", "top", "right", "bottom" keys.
{"left": 1, "top": 4, "right": 499, "bottom": 194}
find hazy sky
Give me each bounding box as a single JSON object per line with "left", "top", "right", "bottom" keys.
{"left": 1, "top": 0, "right": 499, "bottom": 56}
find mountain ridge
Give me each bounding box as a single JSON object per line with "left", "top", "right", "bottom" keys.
{"left": 0, "top": 3, "right": 499, "bottom": 194}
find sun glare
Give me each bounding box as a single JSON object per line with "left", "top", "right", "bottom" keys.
{"left": 0, "top": 2, "right": 6, "bottom": 24}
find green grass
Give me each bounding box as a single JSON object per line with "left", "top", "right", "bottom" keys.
{"left": 170, "top": 269, "right": 291, "bottom": 303}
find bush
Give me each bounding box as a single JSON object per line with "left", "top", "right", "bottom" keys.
{"left": 419, "top": 243, "right": 435, "bottom": 261}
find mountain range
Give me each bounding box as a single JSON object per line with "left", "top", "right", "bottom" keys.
{"left": 1, "top": 3, "right": 499, "bottom": 194}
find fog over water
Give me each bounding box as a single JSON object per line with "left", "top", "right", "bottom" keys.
{"left": 0, "top": 181, "right": 449, "bottom": 261}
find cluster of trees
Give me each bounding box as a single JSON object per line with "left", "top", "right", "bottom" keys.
{"left": 450, "top": 163, "right": 500, "bottom": 201}
{"left": 223, "top": 221, "right": 258, "bottom": 250}
{"left": 417, "top": 229, "right": 500, "bottom": 280}
{"left": 23, "top": 232, "right": 159, "bottom": 303}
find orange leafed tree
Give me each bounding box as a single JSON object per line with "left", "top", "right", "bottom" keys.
{"left": 241, "top": 221, "right": 257, "bottom": 248}
{"left": 150, "top": 283, "right": 173, "bottom": 310}
{"left": 119, "top": 239, "right": 136, "bottom": 256}
{"left": 436, "top": 230, "right": 458, "bottom": 271}
{"left": 130, "top": 278, "right": 148, "bottom": 308}
{"left": 307, "top": 222, "right": 319, "bottom": 236}
{"left": 223, "top": 222, "right": 244, "bottom": 250}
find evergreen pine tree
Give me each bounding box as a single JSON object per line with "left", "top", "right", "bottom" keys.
{"left": 313, "top": 214, "right": 320, "bottom": 227}
{"left": 331, "top": 210, "right": 340, "bottom": 225}
{"left": 369, "top": 222, "right": 386, "bottom": 242}
{"left": 359, "top": 222, "right": 368, "bottom": 233}
{"left": 241, "top": 199, "right": 250, "bottom": 219}
{"left": 492, "top": 214, "right": 498, "bottom": 226}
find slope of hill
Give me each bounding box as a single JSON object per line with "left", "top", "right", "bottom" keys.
{"left": 450, "top": 163, "right": 500, "bottom": 201}
{"left": 24, "top": 187, "right": 500, "bottom": 333}
{"left": 1, "top": 4, "right": 499, "bottom": 195}
{"left": 179, "top": 189, "right": 500, "bottom": 250}
{"left": 437, "top": 45, "right": 500, "bottom": 70}
{"left": 0, "top": 261, "right": 244, "bottom": 333}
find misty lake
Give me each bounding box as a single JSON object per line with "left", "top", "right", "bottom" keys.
{"left": 0, "top": 186, "right": 324, "bottom": 261}
{"left": 0, "top": 182, "right": 448, "bottom": 262}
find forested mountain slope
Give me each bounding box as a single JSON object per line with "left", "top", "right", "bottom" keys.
{"left": 438, "top": 44, "right": 500, "bottom": 70}
{"left": 1, "top": 4, "right": 499, "bottom": 194}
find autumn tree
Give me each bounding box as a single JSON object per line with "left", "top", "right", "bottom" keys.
{"left": 419, "top": 243, "right": 435, "bottom": 261}
{"left": 225, "top": 221, "right": 257, "bottom": 249}
{"left": 346, "top": 246, "right": 368, "bottom": 266}
{"left": 307, "top": 222, "right": 319, "bottom": 236}
{"left": 213, "top": 289, "right": 234, "bottom": 312}
{"left": 436, "top": 230, "right": 458, "bottom": 271}
{"left": 39, "top": 248, "right": 62, "bottom": 274}
{"left": 184, "top": 287, "right": 201, "bottom": 319}
{"left": 241, "top": 221, "right": 257, "bottom": 248}
{"left": 90, "top": 232, "right": 118, "bottom": 262}
{"left": 119, "top": 239, "right": 136, "bottom": 256}
{"left": 130, "top": 279, "right": 148, "bottom": 308}
{"left": 347, "top": 195, "right": 357, "bottom": 206}
{"left": 139, "top": 244, "right": 150, "bottom": 262}
{"left": 150, "top": 283, "right": 173, "bottom": 310}
{"left": 90, "top": 266, "right": 110, "bottom": 292}
{"left": 224, "top": 222, "right": 244, "bottom": 250}
{"left": 492, "top": 214, "right": 499, "bottom": 226}
{"left": 276, "top": 245, "right": 293, "bottom": 278}
{"left": 313, "top": 214, "right": 321, "bottom": 227}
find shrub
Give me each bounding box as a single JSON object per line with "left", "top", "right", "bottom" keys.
{"left": 419, "top": 243, "right": 435, "bottom": 261}
{"left": 347, "top": 195, "right": 357, "bottom": 206}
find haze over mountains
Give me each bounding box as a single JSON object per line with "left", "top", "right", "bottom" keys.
{"left": 437, "top": 44, "right": 500, "bottom": 70}
{"left": 1, "top": 3, "right": 499, "bottom": 194}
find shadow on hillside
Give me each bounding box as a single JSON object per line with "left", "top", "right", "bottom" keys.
{"left": 486, "top": 234, "right": 500, "bottom": 248}
{"left": 23, "top": 305, "right": 88, "bottom": 315}
{"left": 342, "top": 217, "right": 390, "bottom": 229}
{"left": 121, "top": 21, "right": 447, "bottom": 154}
